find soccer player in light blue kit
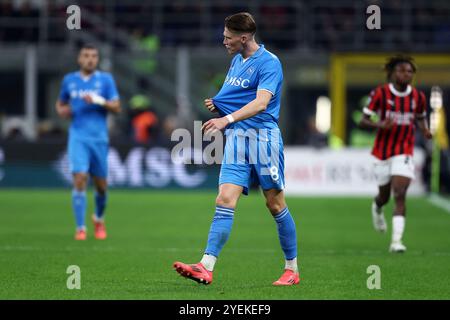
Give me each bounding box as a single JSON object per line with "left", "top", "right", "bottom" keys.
{"left": 174, "top": 13, "right": 299, "bottom": 286}
{"left": 56, "top": 44, "right": 121, "bottom": 240}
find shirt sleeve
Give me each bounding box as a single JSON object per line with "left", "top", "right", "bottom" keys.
{"left": 58, "top": 75, "right": 70, "bottom": 103}
{"left": 363, "top": 87, "right": 382, "bottom": 116}
{"left": 104, "top": 74, "right": 120, "bottom": 101}
{"left": 416, "top": 91, "right": 427, "bottom": 119}
{"left": 257, "top": 59, "right": 283, "bottom": 96}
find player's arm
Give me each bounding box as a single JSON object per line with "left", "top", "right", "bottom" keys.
{"left": 416, "top": 117, "right": 432, "bottom": 139}
{"left": 229, "top": 89, "right": 271, "bottom": 121}
{"left": 55, "top": 99, "right": 72, "bottom": 119}
{"left": 56, "top": 76, "right": 72, "bottom": 119}
{"left": 415, "top": 92, "right": 432, "bottom": 139}
{"left": 359, "top": 114, "right": 394, "bottom": 130}
{"left": 84, "top": 74, "right": 121, "bottom": 114}
{"left": 104, "top": 99, "right": 121, "bottom": 114}
{"left": 83, "top": 95, "right": 121, "bottom": 114}
{"left": 202, "top": 90, "right": 271, "bottom": 134}
{"left": 358, "top": 87, "right": 393, "bottom": 130}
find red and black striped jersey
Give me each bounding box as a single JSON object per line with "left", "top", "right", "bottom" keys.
{"left": 363, "top": 83, "right": 427, "bottom": 160}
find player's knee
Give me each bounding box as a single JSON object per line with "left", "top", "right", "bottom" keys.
{"left": 73, "top": 174, "right": 87, "bottom": 191}
{"left": 392, "top": 187, "right": 406, "bottom": 201}
{"left": 96, "top": 188, "right": 107, "bottom": 196}
{"left": 266, "top": 199, "right": 285, "bottom": 215}
{"left": 74, "top": 183, "right": 86, "bottom": 191}
{"left": 95, "top": 184, "right": 107, "bottom": 195}
{"left": 215, "top": 193, "right": 237, "bottom": 209}
{"left": 377, "top": 193, "right": 390, "bottom": 205}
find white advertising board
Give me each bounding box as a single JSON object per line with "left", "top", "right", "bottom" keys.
{"left": 284, "top": 147, "right": 426, "bottom": 196}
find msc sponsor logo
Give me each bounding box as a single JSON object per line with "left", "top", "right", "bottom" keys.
{"left": 56, "top": 147, "right": 207, "bottom": 188}
{"left": 224, "top": 76, "right": 250, "bottom": 89}
{"left": 70, "top": 89, "right": 101, "bottom": 99}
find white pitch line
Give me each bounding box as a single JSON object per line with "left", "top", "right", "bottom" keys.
{"left": 428, "top": 193, "right": 450, "bottom": 215}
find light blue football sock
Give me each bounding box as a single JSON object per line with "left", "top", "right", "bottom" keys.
{"left": 204, "top": 206, "right": 235, "bottom": 257}
{"left": 72, "top": 189, "right": 87, "bottom": 229}
{"left": 273, "top": 207, "right": 297, "bottom": 260}
{"left": 95, "top": 192, "right": 107, "bottom": 220}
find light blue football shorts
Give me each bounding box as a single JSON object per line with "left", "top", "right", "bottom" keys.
{"left": 68, "top": 137, "right": 109, "bottom": 178}
{"left": 219, "top": 126, "right": 285, "bottom": 195}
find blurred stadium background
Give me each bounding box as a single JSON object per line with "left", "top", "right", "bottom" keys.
{"left": 1, "top": 0, "right": 450, "bottom": 299}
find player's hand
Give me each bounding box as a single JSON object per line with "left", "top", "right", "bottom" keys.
{"left": 56, "top": 105, "right": 71, "bottom": 119}
{"left": 202, "top": 117, "right": 229, "bottom": 135}
{"left": 204, "top": 98, "right": 217, "bottom": 113}
{"left": 423, "top": 129, "right": 433, "bottom": 140}
{"left": 378, "top": 118, "right": 394, "bottom": 130}
{"left": 84, "top": 93, "right": 106, "bottom": 106}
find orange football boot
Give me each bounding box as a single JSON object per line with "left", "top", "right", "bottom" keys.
{"left": 74, "top": 229, "right": 87, "bottom": 240}
{"left": 273, "top": 269, "right": 300, "bottom": 286}
{"left": 173, "top": 261, "right": 213, "bottom": 285}
{"left": 92, "top": 215, "right": 107, "bottom": 240}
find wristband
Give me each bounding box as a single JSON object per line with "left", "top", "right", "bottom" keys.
{"left": 91, "top": 94, "right": 106, "bottom": 106}
{"left": 226, "top": 114, "right": 235, "bottom": 123}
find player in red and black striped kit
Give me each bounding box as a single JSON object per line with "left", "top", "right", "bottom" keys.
{"left": 359, "top": 55, "right": 432, "bottom": 253}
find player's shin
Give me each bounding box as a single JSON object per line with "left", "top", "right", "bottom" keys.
{"left": 72, "top": 189, "right": 87, "bottom": 230}
{"left": 273, "top": 207, "right": 298, "bottom": 273}
{"left": 203, "top": 206, "right": 235, "bottom": 271}
{"left": 95, "top": 192, "right": 107, "bottom": 221}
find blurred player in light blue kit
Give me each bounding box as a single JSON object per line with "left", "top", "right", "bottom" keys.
{"left": 174, "top": 13, "right": 300, "bottom": 286}
{"left": 55, "top": 44, "right": 121, "bottom": 240}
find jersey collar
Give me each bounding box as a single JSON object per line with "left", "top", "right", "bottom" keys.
{"left": 251, "top": 44, "right": 265, "bottom": 58}
{"left": 389, "top": 83, "right": 412, "bottom": 97}
{"left": 78, "top": 70, "right": 99, "bottom": 82}
{"left": 240, "top": 44, "right": 265, "bottom": 62}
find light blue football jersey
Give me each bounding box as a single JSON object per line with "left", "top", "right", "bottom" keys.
{"left": 59, "top": 71, "right": 119, "bottom": 142}
{"left": 212, "top": 44, "right": 283, "bottom": 130}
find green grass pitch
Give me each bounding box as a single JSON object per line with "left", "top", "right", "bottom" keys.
{"left": 0, "top": 189, "right": 449, "bottom": 299}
